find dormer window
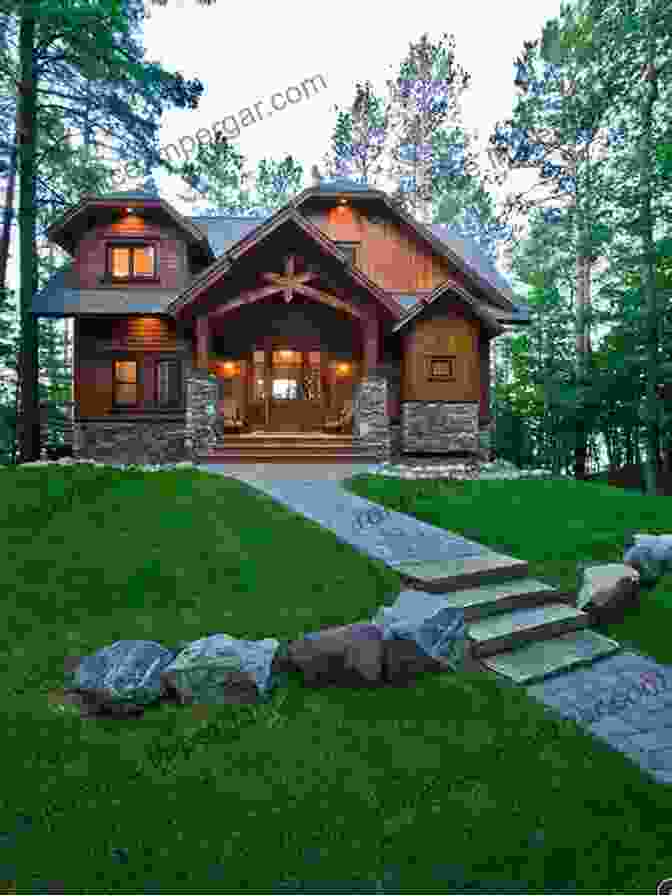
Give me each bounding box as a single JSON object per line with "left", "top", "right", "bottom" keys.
{"left": 106, "top": 243, "right": 157, "bottom": 281}
{"left": 334, "top": 241, "right": 359, "bottom": 267}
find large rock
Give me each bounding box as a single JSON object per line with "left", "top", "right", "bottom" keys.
{"left": 372, "top": 591, "right": 468, "bottom": 673}
{"left": 63, "top": 640, "right": 177, "bottom": 717}
{"left": 623, "top": 532, "right": 672, "bottom": 586}
{"left": 287, "top": 621, "right": 386, "bottom": 688}
{"left": 576, "top": 563, "right": 640, "bottom": 625}
{"left": 160, "top": 634, "right": 280, "bottom": 705}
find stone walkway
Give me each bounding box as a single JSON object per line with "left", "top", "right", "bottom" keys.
{"left": 198, "top": 465, "right": 672, "bottom": 788}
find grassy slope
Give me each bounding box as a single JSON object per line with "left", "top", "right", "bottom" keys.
{"left": 0, "top": 464, "right": 670, "bottom": 894}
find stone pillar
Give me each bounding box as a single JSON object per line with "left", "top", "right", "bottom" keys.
{"left": 478, "top": 418, "right": 496, "bottom": 462}
{"left": 185, "top": 363, "right": 219, "bottom": 459}
{"left": 352, "top": 374, "right": 390, "bottom": 461}
{"left": 195, "top": 315, "right": 209, "bottom": 371}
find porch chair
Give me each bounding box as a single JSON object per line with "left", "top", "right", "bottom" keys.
{"left": 217, "top": 397, "right": 248, "bottom": 433}
{"left": 322, "top": 399, "right": 354, "bottom": 433}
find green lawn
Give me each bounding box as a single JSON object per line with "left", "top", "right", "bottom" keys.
{"left": 1, "top": 462, "right": 671, "bottom": 894}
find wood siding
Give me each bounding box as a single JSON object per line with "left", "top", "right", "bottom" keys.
{"left": 400, "top": 310, "right": 480, "bottom": 404}
{"left": 73, "top": 215, "right": 190, "bottom": 290}
{"left": 305, "top": 205, "right": 453, "bottom": 291}
{"left": 75, "top": 316, "right": 187, "bottom": 417}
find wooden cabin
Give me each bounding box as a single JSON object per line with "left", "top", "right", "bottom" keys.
{"left": 32, "top": 178, "right": 530, "bottom": 465}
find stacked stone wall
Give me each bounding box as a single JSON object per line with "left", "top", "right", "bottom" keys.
{"left": 352, "top": 376, "right": 391, "bottom": 461}
{"left": 184, "top": 367, "right": 219, "bottom": 458}
{"left": 72, "top": 418, "right": 187, "bottom": 465}
{"left": 401, "top": 402, "right": 479, "bottom": 454}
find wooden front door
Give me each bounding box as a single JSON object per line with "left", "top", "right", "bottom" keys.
{"left": 249, "top": 349, "right": 325, "bottom": 431}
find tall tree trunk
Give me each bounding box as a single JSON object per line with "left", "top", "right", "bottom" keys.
{"left": 17, "top": 5, "right": 39, "bottom": 463}
{"left": 0, "top": 123, "right": 17, "bottom": 291}
{"left": 640, "top": 41, "right": 659, "bottom": 497}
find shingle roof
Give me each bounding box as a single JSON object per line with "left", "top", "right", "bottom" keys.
{"left": 309, "top": 177, "right": 376, "bottom": 192}
{"left": 32, "top": 266, "right": 179, "bottom": 315}
{"left": 186, "top": 216, "right": 266, "bottom": 256}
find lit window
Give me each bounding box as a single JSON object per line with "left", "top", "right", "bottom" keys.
{"left": 114, "top": 361, "right": 137, "bottom": 405}
{"left": 108, "top": 245, "right": 156, "bottom": 280}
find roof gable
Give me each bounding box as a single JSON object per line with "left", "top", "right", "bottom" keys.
{"left": 46, "top": 190, "right": 213, "bottom": 258}
{"left": 167, "top": 205, "right": 402, "bottom": 320}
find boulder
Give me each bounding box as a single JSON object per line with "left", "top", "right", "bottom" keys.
{"left": 287, "top": 621, "right": 386, "bottom": 688}
{"left": 623, "top": 532, "right": 672, "bottom": 586}
{"left": 576, "top": 562, "right": 640, "bottom": 625}
{"left": 63, "top": 640, "right": 177, "bottom": 717}
{"left": 159, "top": 634, "right": 280, "bottom": 705}
{"left": 372, "top": 591, "right": 468, "bottom": 673}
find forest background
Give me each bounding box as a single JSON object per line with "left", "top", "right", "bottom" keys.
{"left": 0, "top": 0, "right": 670, "bottom": 493}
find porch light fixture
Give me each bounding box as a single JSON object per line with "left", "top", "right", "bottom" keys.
{"left": 221, "top": 361, "right": 240, "bottom": 377}
{"left": 126, "top": 208, "right": 134, "bottom": 213}
{"left": 339, "top": 198, "right": 348, "bottom": 205}
{"left": 336, "top": 362, "right": 351, "bottom": 376}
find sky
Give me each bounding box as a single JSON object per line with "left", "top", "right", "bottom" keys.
{"left": 4, "top": 0, "right": 570, "bottom": 387}
{"left": 140, "top": 0, "right": 566, "bottom": 230}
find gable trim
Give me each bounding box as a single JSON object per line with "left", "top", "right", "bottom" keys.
{"left": 392, "top": 278, "right": 504, "bottom": 337}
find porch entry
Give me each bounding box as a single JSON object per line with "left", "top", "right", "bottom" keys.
{"left": 247, "top": 348, "right": 355, "bottom": 432}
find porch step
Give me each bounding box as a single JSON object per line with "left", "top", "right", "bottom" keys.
{"left": 200, "top": 453, "right": 380, "bottom": 464}
{"left": 479, "top": 629, "right": 622, "bottom": 684}
{"left": 467, "top": 602, "right": 591, "bottom": 658}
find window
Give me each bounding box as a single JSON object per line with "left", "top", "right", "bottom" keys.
{"left": 156, "top": 360, "right": 182, "bottom": 407}
{"left": 107, "top": 244, "right": 157, "bottom": 281}
{"left": 113, "top": 361, "right": 138, "bottom": 405}
{"left": 426, "top": 355, "right": 457, "bottom": 381}
{"left": 334, "top": 242, "right": 359, "bottom": 266}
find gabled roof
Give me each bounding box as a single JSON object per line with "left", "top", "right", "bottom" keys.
{"left": 167, "top": 204, "right": 402, "bottom": 320}
{"left": 393, "top": 278, "right": 504, "bottom": 337}
{"left": 293, "top": 180, "right": 523, "bottom": 314}
{"left": 46, "top": 190, "right": 213, "bottom": 258}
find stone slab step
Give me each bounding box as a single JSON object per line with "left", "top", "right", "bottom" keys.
{"left": 396, "top": 553, "right": 530, "bottom": 592}
{"left": 480, "top": 629, "right": 622, "bottom": 684}
{"left": 468, "top": 602, "right": 591, "bottom": 658}
{"left": 430, "top": 577, "right": 566, "bottom": 622}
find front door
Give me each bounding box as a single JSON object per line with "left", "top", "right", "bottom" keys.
{"left": 250, "top": 349, "right": 325, "bottom": 431}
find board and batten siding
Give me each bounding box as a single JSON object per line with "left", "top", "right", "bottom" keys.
{"left": 305, "top": 206, "right": 453, "bottom": 291}
{"left": 400, "top": 313, "right": 480, "bottom": 404}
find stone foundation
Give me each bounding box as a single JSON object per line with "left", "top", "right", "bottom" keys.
{"left": 73, "top": 417, "right": 188, "bottom": 465}
{"left": 71, "top": 366, "right": 220, "bottom": 466}
{"left": 352, "top": 376, "right": 391, "bottom": 461}
{"left": 401, "top": 402, "right": 479, "bottom": 454}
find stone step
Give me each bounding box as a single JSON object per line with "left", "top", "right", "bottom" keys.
{"left": 468, "top": 602, "right": 591, "bottom": 658}
{"left": 430, "top": 577, "right": 566, "bottom": 623}
{"left": 479, "top": 629, "right": 622, "bottom": 684}
{"left": 395, "top": 553, "right": 530, "bottom": 593}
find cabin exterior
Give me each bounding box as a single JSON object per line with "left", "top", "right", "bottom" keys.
{"left": 32, "top": 178, "right": 530, "bottom": 465}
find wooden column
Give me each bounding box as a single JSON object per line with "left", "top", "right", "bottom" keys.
{"left": 195, "top": 314, "right": 209, "bottom": 370}
{"left": 362, "top": 315, "right": 378, "bottom": 377}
